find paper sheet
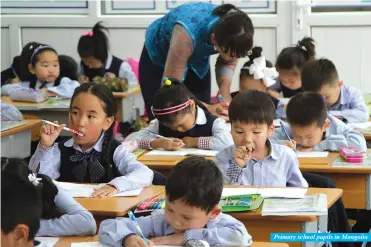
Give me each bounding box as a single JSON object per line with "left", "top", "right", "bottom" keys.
{"left": 222, "top": 187, "right": 307, "bottom": 199}
{"left": 35, "top": 237, "right": 59, "bottom": 247}
{"left": 71, "top": 243, "right": 180, "bottom": 247}
{"left": 54, "top": 182, "right": 142, "bottom": 198}
{"left": 145, "top": 148, "right": 218, "bottom": 157}
{"left": 296, "top": 151, "right": 329, "bottom": 158}
{"left": 347, "top": 122, "right": 371, "bottom": 130}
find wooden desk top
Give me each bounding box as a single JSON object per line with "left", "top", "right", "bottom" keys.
{"left": 75, "top": 186, "right": 164, "bottom": 217}
{"left": 1, "top": 119, "right": 42, "bottom": 137}
{"left": 54, "top": 236, "right": 288, "bottom": 247}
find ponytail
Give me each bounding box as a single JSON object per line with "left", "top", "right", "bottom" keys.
{"left": 240, "top": 46, "right": 273, "bottom": 78}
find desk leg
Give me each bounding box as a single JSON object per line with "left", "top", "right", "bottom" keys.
{"left": 367, "top": 174, "right": 371, "bottom": 210}
{"left": 300, "top": 217, "right": 326, "bottom": 247}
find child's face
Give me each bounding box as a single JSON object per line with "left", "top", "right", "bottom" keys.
{"left": 317, "top": 81, "right": 342, "bottom": 107}
{"left": 1, "top": 225, "right": 31, "bottom": 247}
{"left": 290, "top": 120, "right": 330, "bottom": 148}
{"left": 69, "top": 92, "right": 114, "bottom": 150}
{"left": 164, "top": 197, "right": 220, "bottom": 234}
{"left": 29, "top": 51, "right": 60, "bottom": 83}
{"left": 82, "top": 56, "right": 102, "bottom": 69}
{"left": 278, "top": 69, "right": 301, "bottom": 90}
{"left": 240, "top": 77, "right": 268, "bottom": 93}
{"left": 231, "top": 121, "right": 275, "bottom": 156}
{"left": 161, "top": 101, "right": 196, "bottom": 133}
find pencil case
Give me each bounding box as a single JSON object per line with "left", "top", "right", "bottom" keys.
{"left": 219, "top": 194, "right": 264, "bottom": 212}
{"left": 339, "top": 147, "right": 364, "bottom": 163}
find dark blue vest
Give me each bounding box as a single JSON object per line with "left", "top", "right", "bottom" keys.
{"left": 158, "top": 108, "right": 216, "bottom": 138}
{"left": 82, "top": 56, "right": 124, "bottom": 81}
{"left": 57, "top": 139, "right": 121, "bottom": 183}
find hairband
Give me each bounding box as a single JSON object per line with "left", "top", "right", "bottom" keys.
{"left": 28, "top": 173, "right": 42, "bottom": 187}
{"left": 151, "top": 99, "right": 191, "bottom": 116}
{"left": 82, "top": 31, "right": 93, "bottom": 37}
{"left": 241, "top": 53, "right": 279, "bottom": 88}
{"left": 30, "top": 45, "right": 56, "bottom": 63}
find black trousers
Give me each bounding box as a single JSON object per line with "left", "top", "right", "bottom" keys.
{"left": 138, "top": 46, "right": 211, "bottom": 120}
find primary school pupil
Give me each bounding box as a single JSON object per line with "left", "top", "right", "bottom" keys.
{"left": 1, "top": 42, "right": 60, "bottom": 96}
{"left": 301, "top": 58, "right": 369, "bottom": 123}
{"left": 29, "top": 82, "right": 153, "bottom": 197}
{"left": 77, "top": 22, "right": 137, "bottom": 85}
{"left": 2, "top": 157, "right": 96, "bottom": 237}
{"left": 269, "top": 37, "right": 316, "bottom": 98}
{"left": 137, "top": 78, "right": 233, "bottom": 151}
{"left": 215, "top": 90, "right": 308, "bottom": 187}
{"left": 99, "top": 156, "right": 252, "bottom": 247}
{"left": 238, "top": 46, "right": 285, "bottom": 119}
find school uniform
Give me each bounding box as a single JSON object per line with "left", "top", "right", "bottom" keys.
{"left": 137, "top": 106, "right": 233, "bottom": 150}
{"left": 79, "top": 55, "right": 138, "bottom": 85}
{"left": 29, "top": 133, "right": 153, "bottom": 192}
{"left": 215, "top": 140, "right": 308, "bottom": 187}
{"left": 99, "top": 209, "right": 252, "bottom": 247}
{"left": 271, "top": 114, "right": 367, "bottom": 152}
{"left": 37, "top": 186, "right": 96, "bottom": 236}
{"left": 269, "top": 78, "right": 303, "bottom": 98}
{"left": 328, "top": 84, "right": 369, "bottom": 123}
{"left": 1, "top": 79, "right": 55, "bottom": 96}
{"left": 1, "top": 101, "right": 22, "bottom": 121}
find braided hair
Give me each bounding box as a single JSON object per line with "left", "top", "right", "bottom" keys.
{"left": 69, "top": 82, "right": 117, "bottom": 181}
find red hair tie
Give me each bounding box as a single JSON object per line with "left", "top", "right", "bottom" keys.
{"left": 82, "top": 31, "right": 93, "bottom": 37}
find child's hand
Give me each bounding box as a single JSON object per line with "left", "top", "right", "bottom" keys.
{"left": 284, "top": 140, "right": 297, "bottom": 150}
{"left": 151, "top": 138, "right": 184, "bottom": 151}
{"left": 78, "top": 75, "right": 89, "bottom": 84}
{"left": 233, "top": 146, "right": 252, "bottom": 168}
{"left": 124, "top": 235, "right": 153, "bottom": 247}
{"left": 182, "top": 137, "right": 198, "bottom": 148}
{"left": 151, "top": 233, "right": 184, "bottom": 246}
{"left": 92, "top": 184, "right": 118, "bottom": 198}
{"left": 40, "top": 121, "right": 65, "bottom": 148}
{"left": 10, "top": 77, "right": 20, "bottom": 84}
{"left": 267, "top": 89, "right": 280, "bottom": 99}
{"left": 297, "top": 146, "right": 314, "bottom": 152}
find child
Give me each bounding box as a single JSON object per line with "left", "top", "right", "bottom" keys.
{"left": 1, "top": 42, "right": 60, "bottom": 96}
{"left": 77, "top": 22, "right": 137, "bottom": 85}
{"left": 301, "top": 58, "right": 369, "bottom": 123}
{"left": 271, "top": 92, "right": 367, "bottom": 152}
{"left": 269, "top": 37, "right": 316, "bottom": 98}
{"left": 99, "top": 156, "right": 252, "bottom": 247}
{"left": 2, "top": 170, "right": 44, "bottom": 247}
{"left": 1, "top": 101, "right": 23, "bottom": 121}
{"left": 215, "top": 90, "right": 308, "bottom": 187}
{"left": 136, "top": 78, "right": 233, "bottom": 151}
{"left": 29, "top": 82, "right": 153, "bottom": 197}
{"left": 2, "top": 157, "right": 96, "bottom": 237}
{"left": 1, "top": 55, "right": 21, "bottom": 86}
{"left": 237, "top": 46, "right": 285, "bottom": 119}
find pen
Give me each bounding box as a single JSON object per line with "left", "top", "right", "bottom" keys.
{"left": 42, "top": 120, "right": 84, "bottom": 137}
{"left": 146, "top": 131, "right": 185, "bottom": 145}
{"left": 218, "top": 94, "right": 226, "bottom": 103}
{"left": 128, "top": 211, "right": 149, "bottom": 244}
{"left": 279, "top": 121, "right": 291, "bottom": 142}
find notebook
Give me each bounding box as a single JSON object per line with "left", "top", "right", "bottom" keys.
{"left": 296, "top": 151, "right": 329, "bottom": 158}
{"left": 35, "top": 237, "right": 59, "bottom": 247}
{"left": 1, "top": 121, "right": 26, "bottom": 131}
{"left": 71, "top": 243, "right": 180, "bottom": 247}
{"left": 54, "top": 181, "right": 143, "bottom": 197}
{"left": 261, "top": 193, "right": 328, "bottom": 216}
{"left": 145, "top": 148, "right": 218, "bottom": 157}
{"left": 222, "top": 187, "right": 307, "bottom": 199}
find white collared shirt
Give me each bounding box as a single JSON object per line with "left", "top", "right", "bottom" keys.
{"left": 134, "top": 106, "right": 233, "bottom": 150}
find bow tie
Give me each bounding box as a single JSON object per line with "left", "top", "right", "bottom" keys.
{"left": 70, "top": 149, "right": 105, "bottom": 182}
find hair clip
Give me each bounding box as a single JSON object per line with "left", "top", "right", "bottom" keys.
{"left": 227, "top": 8, "right": 237, "bottom": 14}
{"left": 29, "top": 45, "right": 33, "bottom": 50}
{"left": 28, "top": 173, "right": 41, "bottom": 187}
{"left": 165, "top": 79, "right": 172, "bottom": 86}
{"left": 82, "top": 31, "right": 94, "bottom": 37}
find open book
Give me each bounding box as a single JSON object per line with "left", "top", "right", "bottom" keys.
{"left": 145, "top": 148, "right": 218, "bottom": 157}
{"left": 262, "top": 193, "right": 328, "bottom": 216}
{"left": 54, "top": 181, "right": 143, "bottom": 198}
{"left": 222, "top": 187, "right": 307, "bottom": 199}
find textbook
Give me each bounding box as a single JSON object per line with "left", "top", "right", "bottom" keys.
{"left": 261, "top": 193, "right": 328, "bottom": 216}
{"left": 222, "top": 187, "right": 307, "bottom": 199}
{"left": 296, "top": 151, "right": 329, "bottom": 158}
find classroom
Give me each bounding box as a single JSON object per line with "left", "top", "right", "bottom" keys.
{"left": 1, "top": 1, "right": 371, "bottom": 247}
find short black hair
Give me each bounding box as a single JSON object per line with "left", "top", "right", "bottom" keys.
{"left": 166, "top": 157, "right": 223, "bottom": 213}
{"left": 301, "top": 58, "right": 339, "bottom": 92}
{"left": 286, "top": 92, "right": 327, "bottom": 127}
{"left": 1, "top": 170, "right": 42, "bottom": 240}
{"left": 229, "top": 90, "right": 275, "bottom": 125}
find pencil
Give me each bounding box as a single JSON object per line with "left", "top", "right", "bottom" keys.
{"left": 42, "top": 120, "right": 83, "bottom": 137}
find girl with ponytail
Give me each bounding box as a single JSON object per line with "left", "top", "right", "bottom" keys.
{"left": 29, "top": 82, "right": 153, "bottom": 197}
{"left": 77, "top": 22, "right": 137, "bottom": 85}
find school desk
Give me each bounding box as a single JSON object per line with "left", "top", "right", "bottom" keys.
{"left": 1, "top": 119, "right": 41, "bottom": 158}
{"left": 299, "top": 153, "right": 371, "bottom": 210}
{"left": 53, "top": 235, "right": 289, "bottom": 247}
{"left": 75, "top": 185, "right": 164, "bottom": 225}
